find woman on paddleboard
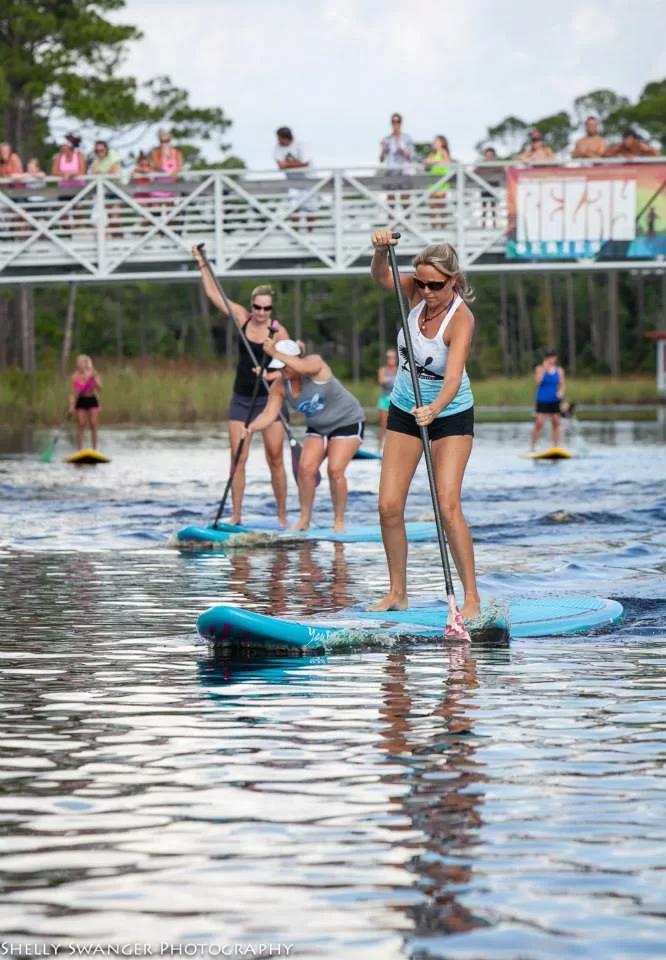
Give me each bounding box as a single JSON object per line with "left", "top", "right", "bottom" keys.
{"left": 377, "top": 349, "right": 398, "bottom": 449}
{"left": 530, "top": 349, "right": 565, "bottom": 451}
{"left": 369, "top": 231, "right": 480, "bottom": 619}
{"left": 69, "top": 354, "right": 102, "bottom": 450}
{"left": 193, "top": 246, "right": 289, "bottom": 527}
{"left": 242, "top": 339, "right": 365, "bottom": 532}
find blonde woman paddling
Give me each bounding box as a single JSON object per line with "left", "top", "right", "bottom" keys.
{"left": 193, "top": 246, "right": 289, "bottom": 526}
{"left": 69, "top": 355, "right": 102, "bottom": 450}
{"left": 369, "top": 231, "right": 480, "bottom": 619}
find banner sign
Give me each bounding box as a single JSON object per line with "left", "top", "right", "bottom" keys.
{"left": 506, "top": 163, "right": 666, "bottom": 260}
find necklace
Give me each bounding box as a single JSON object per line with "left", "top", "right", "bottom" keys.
{"left": 419, "top": 299, "right": 454, "bottom": 333}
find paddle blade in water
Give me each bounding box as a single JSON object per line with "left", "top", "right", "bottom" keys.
{"left": 445, "top": 595, "right": 470, "bottom": 641}
{"left": 38, "top": 434, "right": 58, "bottom": 463}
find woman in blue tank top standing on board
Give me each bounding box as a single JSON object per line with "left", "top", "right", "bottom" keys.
{"left": 369, "top": 230, "right": 479, "bottom": 619}
{"left": 530, "top": 349, "right": 566, "bottom": 451}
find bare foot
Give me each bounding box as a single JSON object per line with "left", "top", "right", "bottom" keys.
{"left": 228, "top": 516, "right": 241, "bottom": 527}
{"left": 278, "top": 515, "right": 289, "bottom": 529}
{"left": 333, "top": 520, "right": 345, "bottom": 533}
{"left": 461, "top": 600, "right": 481, "bottom": 620}
{"left": 368, "top": 593, "right": 408, "bottom": 612}
{"left": 291, "top": 519, "right": 310, "bottom": 531}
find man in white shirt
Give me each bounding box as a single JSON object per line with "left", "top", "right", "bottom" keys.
{"left": 274, "top": 126, "right": 318, "bottom": 223}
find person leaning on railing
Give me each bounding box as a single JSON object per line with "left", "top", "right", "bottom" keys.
{"left": 0, "top": 142, "right": 24, "bottom": 182}
{"left": 604, "top": 128, "right": 660, "bottom": 159}
{"left": 571, "top": 116, "right": 607, "bottom": 159}
{"left": 517, "top": 130, "right": 555, "bottom": 163}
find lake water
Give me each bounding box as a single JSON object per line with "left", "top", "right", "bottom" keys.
{"left": 1, "top": 421, "right": 666, "bottom": 959}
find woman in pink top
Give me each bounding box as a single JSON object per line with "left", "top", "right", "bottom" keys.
{"left": 52, "top": 134, "right": 87, "bottom": 185}
{"left": 69, "top": 354, "right": 102, "bottom": 450}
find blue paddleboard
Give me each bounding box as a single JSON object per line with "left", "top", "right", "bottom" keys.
{"left": 197, "top": 596, "right": 623, "bottom": 655}
{"left": 353, "top": 448, "right": 383, "bottom": 461}
{"left": 176, "top": 520, "right": 436, "bottom": 547}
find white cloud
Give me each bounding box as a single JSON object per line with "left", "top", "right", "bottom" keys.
{"left": 117, "top": 0, "right": 666, "bottom": 167}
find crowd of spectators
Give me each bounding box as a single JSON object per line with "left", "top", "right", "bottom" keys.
{"left": 0, "top": 113, "right": 660, "bottom": 191}
{"left": 0, "top": 129, "right": 184, "bottom": 188}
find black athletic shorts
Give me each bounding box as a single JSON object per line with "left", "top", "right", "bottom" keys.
{"left": 536, "top": 400, "right": 561, "bottom": 415}
{"left": 305, "top": 420, "right": 365, "bottom": 441}
{"left": 387, "top": 402, "right": 474, "bottom": 440}
{"left": 228, "top": 391, "right": 289, "bottom": 424}
{"left": 75, "top": 395, "right": 99, "bottom": 410}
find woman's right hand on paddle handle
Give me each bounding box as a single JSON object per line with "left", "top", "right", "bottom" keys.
{"left": 371, "top": 230, "right": 398, "bottom": 249}
{"left": 240, "top": 425, "right": 253, "bottom": 442}
{"left": 192, "top": 245, "right": 205, "bottom": 267}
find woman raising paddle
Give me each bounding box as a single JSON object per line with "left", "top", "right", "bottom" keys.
{"left": 369, "top": 231, "right": 480, "bottom": 619}
{"left": 193, "top": 246, "right": 289, "bottom": 526}
{"left": 69, "top": 354, "right": 102, "bottom": 450}
{"left": 242, "top": 339, "right": 365, "bottom": 532}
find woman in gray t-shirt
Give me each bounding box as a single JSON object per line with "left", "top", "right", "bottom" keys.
{"left": 242, "top": 339, "right": 365, "bottom": 532}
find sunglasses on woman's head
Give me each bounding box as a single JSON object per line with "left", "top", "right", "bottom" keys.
{"left": 414, "top": 278, "right": 449, "bottom": 291}
{"left": 253, "top": 304, "right": 272, "bottom": 311}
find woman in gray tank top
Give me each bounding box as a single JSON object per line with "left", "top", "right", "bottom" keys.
{"left": 242, "top": 339, "right": 365, "bottom": 532}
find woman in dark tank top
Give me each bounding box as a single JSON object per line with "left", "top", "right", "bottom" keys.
{"left": 194, "top": 245, "right": 290, "bottom": 527}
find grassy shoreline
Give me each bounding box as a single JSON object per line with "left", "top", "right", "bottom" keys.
{"left": 0, "top": 363, "right": 659, "bottom": 426}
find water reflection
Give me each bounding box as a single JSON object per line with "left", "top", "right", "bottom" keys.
{"left": 380, "top": 644, "right": 505, "bottom": 943}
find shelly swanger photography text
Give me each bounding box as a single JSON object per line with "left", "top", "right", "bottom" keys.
{"left": 0, "top": 946, "right": 295, "bottom": 958}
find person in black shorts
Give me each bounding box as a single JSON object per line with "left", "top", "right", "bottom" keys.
{"left": 193, "top": 246, "right": 289, "bottom": 527}
{"left": 69, "top": 354, "right": 102, "bottom": 450}
{"left": 369, "top": 230, "right": 480, "bottom": 620}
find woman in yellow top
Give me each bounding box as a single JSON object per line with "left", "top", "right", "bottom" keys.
{"left": 424, "top": 135, "right": 450, "bottom": 229}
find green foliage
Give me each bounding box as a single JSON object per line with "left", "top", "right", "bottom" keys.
{"left": 0, "top": 1, "right": 234, "bottom": 167}
{"left": 480, "top": 80, "right": 665, "bottom": 157}
{"left": 608, "top": 79, "right": 666, "bottom": 144}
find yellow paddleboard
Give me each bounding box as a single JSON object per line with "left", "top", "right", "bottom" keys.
{"left": 64, "top": 448, "right": 111, "bottom": 465}
{"left": 521, "top": 447, "right": 573, "bottom": 461}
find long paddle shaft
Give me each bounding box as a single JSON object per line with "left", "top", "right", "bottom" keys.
{"left": 195, "top": 244, "right": 314, "bottom": 486}
{"left": 212, "top": 348, "right": 272, "bottom": 528}
{"left": 386, "top": 234, "right": 469, "bottom": 640}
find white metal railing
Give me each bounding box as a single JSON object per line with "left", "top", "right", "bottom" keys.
{"left": 0, "top": 159, "right": 663, "bottom": 284}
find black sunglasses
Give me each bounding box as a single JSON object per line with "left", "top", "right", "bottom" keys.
{"left": 253, "top": 304, "right": 272, "bottom": 311}
{"left": 414, "top": 278, "right": 449, "bottom": 291}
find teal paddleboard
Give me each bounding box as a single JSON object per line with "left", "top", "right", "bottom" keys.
{"left": 176, "top": 520, "right": 435, "bottom": 547}
{"left": 353, "top": 448, "right": 383, "bottom": 461}
{"left": 197, "top": 596, "right": 623, "bottom": 655}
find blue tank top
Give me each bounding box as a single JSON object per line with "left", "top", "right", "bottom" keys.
{"left": 390, "top": 298, "right": 474, "bottom": 418}
{"left": 537, "top": 369, "right": 560, "bottom": 403}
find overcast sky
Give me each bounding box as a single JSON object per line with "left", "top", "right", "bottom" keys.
{"left": 120, "top": 0, "right": 666, "bottom": 169}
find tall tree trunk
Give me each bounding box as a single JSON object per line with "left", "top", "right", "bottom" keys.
{"left": 189, "top": 287, "right": 201, "bottom": 363}
{"left": 542, "top": 274, "right": 555, "bottom": 348}
{"left": 17, "top": 286, "right": 35, "bottom": 375}
{"left": 606, "top": 271, "right": 620, "bottom": 376}
{"left": 565, "top": 273, "right": 576, "bottom": 374}
{"left": 198, "top": 283, "right": 213, "bottom": 356}
{"left": 60, "top": 283, "right": 77, "bottom": 377}
{"left": 587, "top": 273, "right": 602, "bottom": 364}
{"left": 0, "top": 297, "right": 9, "bottom": 369}
{"left": 377, "top": 295, "right": 387, "bottom": 362}
{"left": 634, "top": 271, "right": 646, "bottom": 336}
{"left": 293, "top": 278, "right": 303, "bottom": 342}
{"left": 351, "top": 283, "right": 360, "bottom": 383}
{"left": 514, "top": 275, "right": 531, "bottom": 370}
{"left": 499, "top": 274, "right": 509, "bottom": 374}
{"left": 115, "top": 300, "right": 124, "bottom": 363}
